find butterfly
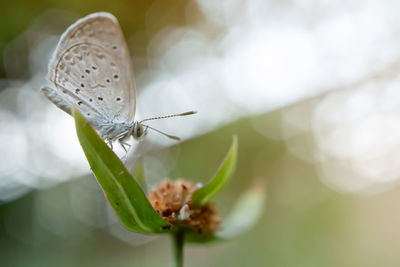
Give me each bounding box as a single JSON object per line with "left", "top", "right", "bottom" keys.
{"left": 41, "top": 12, "right": 196, "bottom": 151}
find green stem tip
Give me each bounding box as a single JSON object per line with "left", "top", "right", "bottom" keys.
{"left": 172, "top": 231, "right": 185, "bottom": 267}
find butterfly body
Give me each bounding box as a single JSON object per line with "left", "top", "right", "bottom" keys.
{"left": 98, "top": 121, "right": 147, "bottom": 141}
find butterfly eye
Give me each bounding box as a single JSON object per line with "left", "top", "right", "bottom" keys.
{"left": 136, "top": 124, "right": 143, "bottom": 137}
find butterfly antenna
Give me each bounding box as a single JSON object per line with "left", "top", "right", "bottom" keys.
{"left": 139, "top": 111, "right": 197, "bottom": 123}
{"left": 142, "top": 124, "right": 181, "bottom": 141}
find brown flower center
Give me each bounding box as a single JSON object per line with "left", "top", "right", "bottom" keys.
{"left": 147, "top": 179, "right": 219, "bottom": 235}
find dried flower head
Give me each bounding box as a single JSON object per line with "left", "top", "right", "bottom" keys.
{"left": 147, "top": 179, "right": 219, "bottom": 235}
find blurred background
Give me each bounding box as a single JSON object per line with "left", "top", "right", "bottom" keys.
{"left": 2, "top": 0, "right": 400, "bottom": 266}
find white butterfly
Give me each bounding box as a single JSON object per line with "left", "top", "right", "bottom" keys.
{"left": 41, "top": 12, "right": 195, "bottom": 151}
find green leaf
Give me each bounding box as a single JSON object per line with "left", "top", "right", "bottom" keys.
{"left": 192, "top": 136, "right": 238, "bottom": 208}
{"left": 73, "top": 108, "right": 169, "bottom": 233}
{"left": 186, "top": 180, "right": 266, "bottom": 243}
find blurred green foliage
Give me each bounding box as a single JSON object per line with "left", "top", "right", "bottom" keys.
{"left": 0, "top": 0, "right": 190, "bottom": 78}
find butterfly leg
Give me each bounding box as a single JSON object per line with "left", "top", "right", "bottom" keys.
{"left": 107, "top": 140, "right": 113, "bottom": 150}
{"left": 119, "top": 140, "right": 131, "bottom": 153}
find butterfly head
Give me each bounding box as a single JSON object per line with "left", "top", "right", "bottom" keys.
{"left": 131, "top": 111, "right": 197, "bottom": 141}
{"left": 132, "top": 122, "right": 148, "bottom": 140}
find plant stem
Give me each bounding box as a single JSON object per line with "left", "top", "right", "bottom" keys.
{"left": 172, "top": 230, "right": 184, "bottom": 267}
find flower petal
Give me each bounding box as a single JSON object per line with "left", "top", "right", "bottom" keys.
{"left": 192, "top": 136, "right": 238, "bottom": 208}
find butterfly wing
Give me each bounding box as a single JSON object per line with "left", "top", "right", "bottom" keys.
{"left": 42, "top": 12, "right": 136, "bottom": 134}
